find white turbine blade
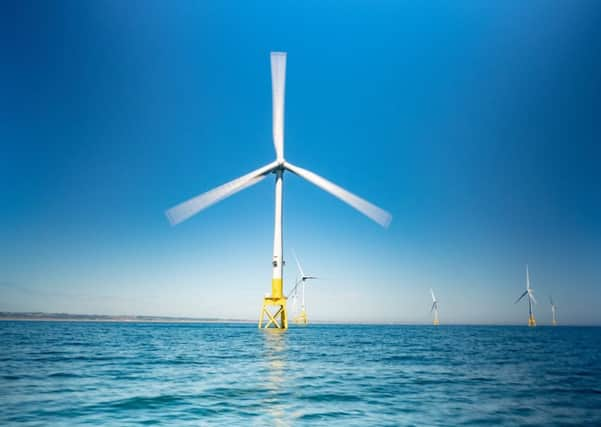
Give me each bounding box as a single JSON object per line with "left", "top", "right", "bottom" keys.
{"left": 165, "top": 161, "right": 278, "bottom": 225}
{"left": 430, "top": 288, "right": 436, "bottom": 302}
{"left": 430, "top": 302, "right": 436, "bottom": 313}
{"left": 292, "top": 248, "right": 305, "bottom": 278}
{"left": 271, "top": 52, "right": 286, "bottom": 160}
{"left": 526, "top": 265, "right": 531, "bottom": 290}
{"left": 514, "top": 290, "right": 528, "bottom": 304}
{"left": 529, "top": 292, "right": 537, "bottom": 305}
{"left": 284, "top": 162, "right": 392, "bottom": 227}
{"left": 290, "top": 290, "right": 297, "bottom": 310}
{"left": 287, "top": 278, "right": 301, "bottom": 298}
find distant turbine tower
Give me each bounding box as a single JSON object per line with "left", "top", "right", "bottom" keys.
{"left": 165, "top": 52, "right": 391, "bottom": 329}
{"left": 515, "top": 265, "right": 537, "bottom": 327}
{"left": 430, "top": 288, "right": 439, "bottom": 326}
{"left": 288, "top": 249, "right": 318, "bottom": 325}
{"left": 550, "top": 296, "right": 557, "bottom": 326}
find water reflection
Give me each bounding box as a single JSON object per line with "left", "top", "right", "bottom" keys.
{"left": 260, "top": 330, "right": 291, "bottom": 426}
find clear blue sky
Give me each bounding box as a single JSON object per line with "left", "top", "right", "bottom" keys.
{"left": 1, "top": 1, "right": 600, "bottom": 324}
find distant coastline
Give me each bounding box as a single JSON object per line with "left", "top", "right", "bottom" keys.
{"left": 0, "top": 312, "right": 251, "bottom": 323}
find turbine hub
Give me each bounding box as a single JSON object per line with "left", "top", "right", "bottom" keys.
{"left": 273, "top": 159, "right": 286, "bottom": 171}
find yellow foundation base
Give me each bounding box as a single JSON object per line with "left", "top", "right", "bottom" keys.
{"left": 552, "top": 320, "right": 557, "bottom": 326}
{"left": 528, "top": 315, "right": 536, "bottom": 327}
{"left": 259, "top": 297, "right": 288, "bottom": 329}
{"left": 294, "top": 308, "right": 308, "bottom": 325}
{"left": 433, "top": 319, "right": 440, "bottom": 326}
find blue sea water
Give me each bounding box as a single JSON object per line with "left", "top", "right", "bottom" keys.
{"left": 1, "top": 322, "right": 600, "bottom": 426}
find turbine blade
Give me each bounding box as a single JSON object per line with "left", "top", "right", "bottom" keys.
{"left": 430, "top": 288, "right": 436, "bottom": 302}
{"left": 529, "top": 292, "right": 537, "bottom": 305}
{"left": 165, "top": 161, "right": 278, "bottom": 225}
{"left": 291, "top": 292, "right": 297, "bottom": 309}
{"left": 271, "top": 52, "right": 286, "bottom": 160}
{"left": 287, "top": 278, "right": 301, "bottom": 299}
{"left": 284, "top": 162, "right": 392, "bottom": 227}
{"left": 292, "top": 249, "right": 305, "bottom": 278}
{"left": 431, "top": 302, "right": 436, "bottom": 312}
{"left": 514, "top": 290, "right": 528, "bottom": 304}
{"left": 526, "top": 265, "right": 531, "bottom": 290}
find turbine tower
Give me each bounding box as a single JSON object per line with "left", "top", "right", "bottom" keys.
{"left": 430, "top": 288, "right": 439, "bottom": 326}
{"left": 288, "top": 250, "right": 318, "bottom": 325}
{"left": 550, "top": 296, "right": 557, "bottom": 326}
{"left": 165, "top": 52, "right": 391, "bottom": 329}
{"left": 514, "top": 265, "right": 537, "bottom": 327}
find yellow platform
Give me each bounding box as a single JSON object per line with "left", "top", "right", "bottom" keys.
{"left": 259, "top": 296, "right": 288, "bottom": 329}
{"left": 294, "top": 308, "right": 308, "bottom": 325}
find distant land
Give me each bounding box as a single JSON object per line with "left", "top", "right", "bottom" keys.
{"left": 0, "top": 312, "right": 251, "bottom": 323}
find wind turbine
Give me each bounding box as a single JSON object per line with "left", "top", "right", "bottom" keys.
{"left": 550, "top": 296, "right": 557, "bottom": 326}
{"left": 430, "top": 288, "right": 440, "bottom": 326}
{"left": 165, "top": 52, "right": 391, "bottom": 329}
{"left": 515, "top": 265, "right": 537, "bottom": 327}
{"left": 287, "top": 250, "right": 318, "bottom": 325}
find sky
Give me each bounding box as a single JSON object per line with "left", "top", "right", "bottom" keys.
{"left": 1, "top": 1, "right": 601, "bottom": 324}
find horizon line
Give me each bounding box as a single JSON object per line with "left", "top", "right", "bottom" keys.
{"left": 1, "top": 311, "right": 598, "bottom": 327}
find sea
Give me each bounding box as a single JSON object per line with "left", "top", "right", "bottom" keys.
{"left": 1, "top": 322, "right": 600, "bottom": 426}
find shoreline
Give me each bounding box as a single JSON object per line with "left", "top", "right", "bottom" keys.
{"left": 0, "top": 317, "right": 253, "bottom": 323}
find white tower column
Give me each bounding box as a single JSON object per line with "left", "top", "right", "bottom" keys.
{"left": 271, "top": 169, "right": 284, "bottom": 298}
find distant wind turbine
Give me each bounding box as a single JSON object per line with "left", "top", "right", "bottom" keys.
{"left": 550, "top": 296, "right": 558, "bottom": 326}
{"left": 287, "top": 250, "right": 318, "bottom": 325}
{"left": 515, "top": 265, "right": 537, "bottom": 327}
{"left": 165, "top": 52, "right": 391, "bottom": 329}
{"left": 430, "top": 288, "right": 439, "bottom": 326}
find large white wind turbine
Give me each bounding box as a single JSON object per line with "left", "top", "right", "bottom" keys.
{"left": 165, "top": 52, "right": 391, "bottom": 329}
{"left": 514, "top": 265, "right": 537, "bottom": 327}
{"left": 550, "top": 296, "right": 557, "bottom": 326}
{"left": 287, "top": 250, "right": 318, "bottom": 325}
{"left": 430, "top": 288, "right": 440, "bottom": 326}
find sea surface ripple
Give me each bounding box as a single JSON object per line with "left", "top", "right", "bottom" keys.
{"left": 1, "top": 322, "right": 600, "bottom": 426}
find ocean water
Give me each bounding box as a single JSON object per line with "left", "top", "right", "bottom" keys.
{"left": 1, "top": 322, "right": 600, "bottom": 426}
